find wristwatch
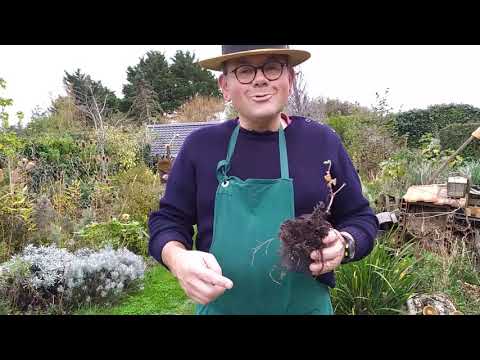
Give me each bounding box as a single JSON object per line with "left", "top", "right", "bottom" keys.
{"left": 340, "top": 231, "right": 356, "bottom": 264}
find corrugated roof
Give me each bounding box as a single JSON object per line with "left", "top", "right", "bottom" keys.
{"left": 146, "top": 122, "right": 220, "bottom": 157}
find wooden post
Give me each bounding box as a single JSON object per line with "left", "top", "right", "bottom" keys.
{"left": 428, "top": 125, "right": 480, "bottom": 184}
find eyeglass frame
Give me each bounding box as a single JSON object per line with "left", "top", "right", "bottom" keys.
{"left": 228, "top": 61, "right": 288, "bottom": 84}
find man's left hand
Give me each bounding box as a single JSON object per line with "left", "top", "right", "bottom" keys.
{"left": 309, "top": 229, "right": 346, "bottom": 276}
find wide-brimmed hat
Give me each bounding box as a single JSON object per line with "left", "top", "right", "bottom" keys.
{"left": 198, "top": 45, "right": 311, "bottom": 71}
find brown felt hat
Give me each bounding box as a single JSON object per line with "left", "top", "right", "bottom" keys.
{"left": 198, "top": 45, "right": 311, "bottom": 71}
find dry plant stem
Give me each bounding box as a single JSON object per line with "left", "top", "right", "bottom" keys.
{"left": 326, "top": 183, "right": 347, "bottom": 214}
{"left": 251, "top": 237, "right": 275, "bottom": 266}
{"left": 278, "top": 160, "right": 348, "bottom": 274}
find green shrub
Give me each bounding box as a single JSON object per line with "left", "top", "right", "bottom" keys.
{"left": 23, "top": 133, "right": 99, "bottom": 192}
{"left": 367, "top": 133, "right": 467, "bottom": 202}
{"left": 0, "top": 298, "right": 8, "bottom": 314}
{"left": 112, "top": 164, "right": 164, "bottom": 223}
{"left": 325, "top": 115, "right": 356, "bottom": 142}
{"left": 88, "top": 180, "right": 119, "bottom": 222}
{"left": 331, "top": 235, "right": 420, "bottom": 315}
{"left": 439, "top": 122, "right": 480, "bottom": 160}
{"left": 412, "top": 242, "right": 480, "bottom": 314}
{"left": 24, "top": 96, "right": 80, "bottom": 136}
{"left": 75, "top": 218, "right": 149, "bottom": 256}
{"left": 105, "top": 126, "right": 142, "bottom": 173}
{"left": 0, "top": 131, "right": 25, "bottom": 162}
{"left": 0, "top": 185, "right": 36, "bottom": 262}
{"left": 458, "top": 160, "right": 480, "bottom": 185}
{"left": 0, "top": 245, "right": 145, "bottom": 314}
{"left": 394, "top": 104, "right": 480, "bottom": 147}
{"left": 340, "top": 113, "right": 398, "bottom": 180}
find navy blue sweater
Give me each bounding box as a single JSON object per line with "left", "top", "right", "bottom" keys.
{"left": 148, "top": 117, "right": 379, "bottom": 288}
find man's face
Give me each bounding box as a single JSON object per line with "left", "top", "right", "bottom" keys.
{"left": 219, "top": 54, "right": 294, "bottom": 123}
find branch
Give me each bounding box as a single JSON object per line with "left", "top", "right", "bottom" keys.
{"left": 100, "top": 93, "right": 108, "bottom": 115}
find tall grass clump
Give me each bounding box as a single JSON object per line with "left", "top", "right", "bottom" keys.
{"left": 331, "top": 231, "right": 420, "bottom": 315}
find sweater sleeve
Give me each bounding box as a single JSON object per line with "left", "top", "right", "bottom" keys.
{"left": 329, "top": 133, "right": 379, "bottom": 262}
{"left": 148, "top": 135, "right": 197, "bottom": 269}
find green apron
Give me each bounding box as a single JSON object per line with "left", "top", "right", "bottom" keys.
{"left": 196, "top": 124, "right": 333, "bottom": 315}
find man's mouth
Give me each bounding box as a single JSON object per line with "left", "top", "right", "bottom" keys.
{"left": 251, "top": 94, "right": 273, "bottom": 101}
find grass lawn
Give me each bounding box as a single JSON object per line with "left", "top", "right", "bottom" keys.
{"left": 75, "top": 265, "right": 195, "bottom": 315}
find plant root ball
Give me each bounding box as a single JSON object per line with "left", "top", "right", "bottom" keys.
{"left": 279, "top": 203, "right": 333, "bottom": 273}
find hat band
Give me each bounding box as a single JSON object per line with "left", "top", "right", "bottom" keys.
{"left": 222, "top": 45, "right": 288, "bottom": 55}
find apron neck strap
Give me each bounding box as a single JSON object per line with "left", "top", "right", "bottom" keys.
{"left": 220, "top": 123, "right": 289, "bottom": 180}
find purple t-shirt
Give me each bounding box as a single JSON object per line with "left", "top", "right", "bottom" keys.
{"left": 148, "top": 116, "right": 379, "bottom": 288}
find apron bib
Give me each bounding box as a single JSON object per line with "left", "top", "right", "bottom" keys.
{"left": 196, "top": 124, "right": 333, "bottom": 315}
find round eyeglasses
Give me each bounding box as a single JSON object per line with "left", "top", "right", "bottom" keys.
{"left": 229, "top": 61, "right": 287, "bottom": 84}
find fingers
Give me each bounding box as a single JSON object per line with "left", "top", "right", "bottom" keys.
{"left": 186, "top": 277, "right": 227, "bottom": 305}
{"left": 202, "top": 253, "right": 223, "bottom": 275}
{"left": 322, "top": 229, "right": 343, "bottom": 246}
{"left": 197, "top": 268, "right": 233, "bottom": 289}
{"left": 310, "top": 243, "right": 344, "bottom": 262}
{"left": 311, "top": 240, "right": 344, "bottom": 262}
{"left": 175, "top": 251, "right": 234, "bottom": 305}
{"left": 309, "top": 229, "right": 346, "bottom": 276}
{"left": 309, "top": 254, "right": 342, "bottom": 275}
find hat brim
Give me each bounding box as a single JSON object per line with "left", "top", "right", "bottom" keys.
{"left": 198, "top": 48, "right": 311, "bottom": 71}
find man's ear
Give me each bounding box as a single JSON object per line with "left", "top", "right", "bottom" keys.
{"left": 218, "top": 74, "right": 230, "bottom": 102}
{"left": 288, "top": 67, "right": 296, "bottom": 95}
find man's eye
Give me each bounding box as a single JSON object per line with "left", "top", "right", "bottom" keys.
{"left": 238, "top": 67, "right": 253, "bottom": 74}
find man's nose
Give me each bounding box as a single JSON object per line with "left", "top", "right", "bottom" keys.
{"left": 252, "top": 68, "right": 269, "bottom": 86}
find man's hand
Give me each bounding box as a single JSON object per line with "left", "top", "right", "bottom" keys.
{"left": 162, "top": 242, "right": 234, "bottom": 305}
{"left": 309, "top": 229, "right": 346, "bottom": 276}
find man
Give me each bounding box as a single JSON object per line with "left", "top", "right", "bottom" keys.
{"left": 148, "top": 45, "right": 379, "bottom": 315}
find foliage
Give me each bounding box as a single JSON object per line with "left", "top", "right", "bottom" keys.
{"left": 364, "top": 138, "right": 464, "bottom": 204}
{"left": 112, "top": 164, "right": 164, "bottom": 223}
{"left": 63, "top": 69, "right": 121, "bottom": 118}
{"left": 394, "top": 104, "right": 480, "bottom": 146}
{"left": 75, "top": 265, "right": 194, "bottom": 315}
{"left": 173, "top": 95, "right": 225, "bottom": 123}
{"left": 438, "top": 122, "right": 480, "bottom": 160}
{"left": 30, "top": 195, "right": 57, "bottom": 244}
{"left": 412, "top": 242, "right": 480, "bottom": 315}
{"left": 75, "top": 218, "right": 149, "bottom": 256}
{"left": 0, "top": 245, "right": 145, "bottom": 314}
{"left": 0, "top": 131, "right": 25, "bottom": 161}
{"left": 341, "top": 113, "right": 398, "bottom": 180}
{"left": 168, "top": 50, "right": 221, "bottom": 106}
{"left": 25, "top": 96, "right": 80, "bottom": 135}
{"left": 0, "top": 78, "right": 14, "bottom": 130}
{"left": 90, "top": 181, "right": 118, "bottom": 222}
{"left": 104, "top": 126, "right": 142, "bottom": 173}
{"left": 121, "top": 50, "right": 220, "bottom": 117}
{"left": 22, "top": 133, "right": 99, "bottom": 192}
{"left": 0, "top": 185, "right": 36, "bottom": 262}
{"left": 331, "top": 234, "right": 421, "bottom": 315}
{"left": 325, "top": 115, "right": 358, "bottom": 143}
{"left": 457, "top": 159, "right": 480, "bottom": 185}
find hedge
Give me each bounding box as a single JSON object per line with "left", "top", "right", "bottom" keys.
{"left": 394, "top": 104, "right": 480, "bottom": 146}
{"left": 438, "top": 122, "right": 480, "bottom": 160}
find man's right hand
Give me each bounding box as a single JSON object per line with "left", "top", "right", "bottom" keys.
{"left": 162, "top": 241, "right": 234, "bottom": 305}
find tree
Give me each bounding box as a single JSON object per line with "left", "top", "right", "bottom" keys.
{"left": 121, "top": 50, "right": 220, "bottom": 121}
{"left": 169, "top": 50, "right": 221, "bottom": 105}
{"left": 0, "top": 78, "right": 13, "bottom": 130}
{"left": 121, "top": 51, "right": 174, "bottom": 116}
{"left": 68, "top": 82, "right": 110, "bottom": 181}
{"left": 287, "top": 69, "right": 314, "bottom": 118}
{"left": 63, "top": 69, "right": 121, "bottom": 123}
{"left": 132, "top": 78, "right": 162, "bottom": 123}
